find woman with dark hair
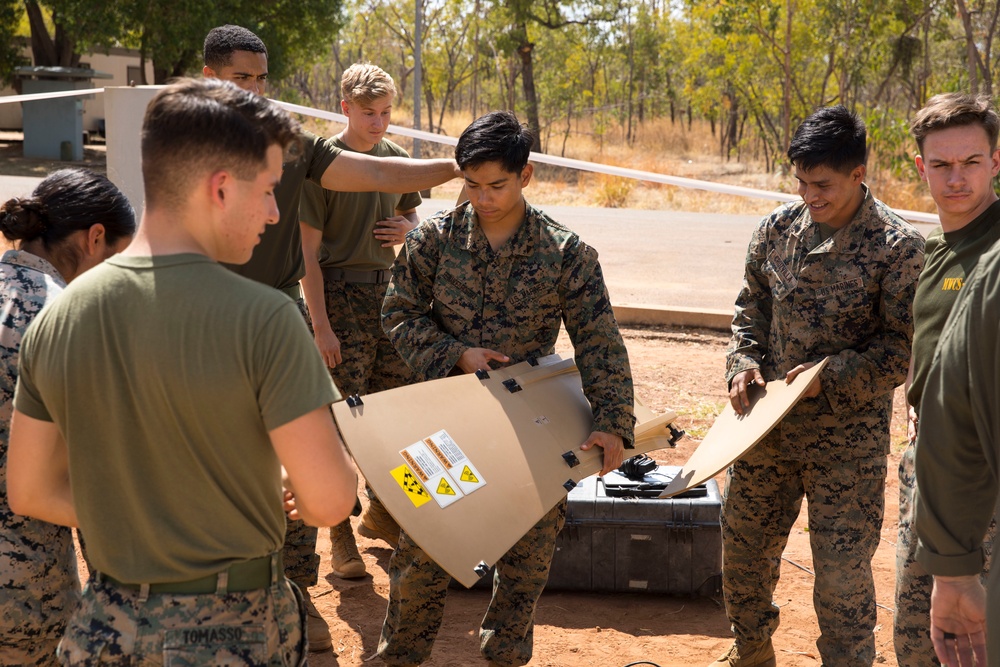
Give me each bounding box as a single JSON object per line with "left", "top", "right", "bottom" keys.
{"left": 0, "top": 168, "right": 135, "bottom": 665}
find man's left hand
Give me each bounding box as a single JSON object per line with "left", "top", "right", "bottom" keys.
{"left": 580, "top": 431, "right": 625, "bottom": 476}
{"left": 785, "top": 361, "right": 822, "bottom": 398}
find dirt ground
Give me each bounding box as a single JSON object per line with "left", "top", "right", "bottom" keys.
{"left": 303, "top": 325, "right": 907, "bottom": 667}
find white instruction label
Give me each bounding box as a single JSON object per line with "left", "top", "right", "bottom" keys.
{"left": 421, "top": 429, "right": 486, "bottom": 495}
{"left": 400, "top": 441, "right": 463, "bottom": 508}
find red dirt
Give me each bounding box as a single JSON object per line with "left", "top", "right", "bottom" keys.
{"left": 71, "top": 324, "right": 904, "bottom": 666}
{"left": 305, "top": 325, "right": 906, "bottom": 667}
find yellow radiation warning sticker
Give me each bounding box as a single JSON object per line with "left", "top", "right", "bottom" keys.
{"left": 390, "top": 464, "right": 431, "bottom": 508}
{"left": 399, "top": 442, "right": 463, "bottom": 509}
{"left": 420, "top": 429, "right": 486, "bottom": 495}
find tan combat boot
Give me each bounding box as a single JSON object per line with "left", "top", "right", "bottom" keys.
{"left": 301, "top": 591, "right": 333, "bottom": 652}
{"left": 330, "top": 519, "right": 366, "bottom": 579}
{"left": 708, "top": 639, "right": 776, "bottom": 667}
{"left": 358, "top": 495, "right": 400, "bottom": 546}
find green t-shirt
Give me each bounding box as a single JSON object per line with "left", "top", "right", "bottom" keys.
{"left": 299, "top": 137, "right": 422, "bottom": 272}
{"left": 222, "top": 131, "right": 341, "bottom": 289}
{"left": 14, "top": 254, "right": 340, "bottom": 583}
{"left": 908, "top": 199, "right": 1000, "bottom": 409}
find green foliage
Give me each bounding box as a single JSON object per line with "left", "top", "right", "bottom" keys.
{"left": 10, "top": 0, "right": 345, "bottom": 85}
{"left": 863, "top": 106, "right": 915, "bottom": 181}
{"left": 18, "top": 0, "right": 994, "bottom": 175}
{"left": 0, "top": 0, "right": 27, "bottom": 86}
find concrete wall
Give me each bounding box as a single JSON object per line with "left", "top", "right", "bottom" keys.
{"left": 0, "top": 46, "right": 156, "bottom": 134}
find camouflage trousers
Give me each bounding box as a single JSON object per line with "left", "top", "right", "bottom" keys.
{"left": 282, "top": 297, "right": 321, "bottom": 590}
{"left": 0, "top": 510, "right": 81, "bottom": 667}
{"left": 721, "top": 444, "right": 885, "bottom": 667}
{"left": 322, "top": 279, "right": 419, "bottom": 398}
{"left": 323, "top": 279, "right": 418, "bottom": 539}
{"left": 378, "top": 500, "right": 567, "bottom": 666}
{"left": 57, "top": 567, "right": 306, "bottom": 665}
{"left": 283, "top": 279, "right": 416, "bottom": 586}
{"left": 894, "top": 440, "right": 996, "bottom": 667}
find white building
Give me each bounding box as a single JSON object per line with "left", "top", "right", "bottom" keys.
{"left": 0, "top": 44, "right": 156, "bottom": 136}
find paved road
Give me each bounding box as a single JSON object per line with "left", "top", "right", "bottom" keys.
{"left": 0, "top": 177, "right": 935, "bottom": 312}
{"left": 419, "top": 199, "right": 937, "bottom": 311}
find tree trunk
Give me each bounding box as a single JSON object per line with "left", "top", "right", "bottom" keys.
{"left": 512, "top": 21, "right": 542, "bottom": 151}
{"left": 562, "top": 99, "right": 573, "bottom": 157}
{"left": 782, "top": 0, "right": 793, "bottom": 155}
{"left": 25, "top": 1, "right": 57, "bottom": 66}
{"left": 955, "top": 0, "right": 982, "bottom": 93}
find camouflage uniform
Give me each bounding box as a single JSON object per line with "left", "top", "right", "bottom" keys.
{"left": 0, "top": 250, "right": 78, "bottom": 666}
{"left": 323, "top": 280, "right": 418, "bottom": 398}
{"left": 379, "top": 201, "right": 635, "bottom": 665}
{"left": 283, "top": 279, "right": 414, "bottom": 587}
{"left": 894, "top": 445, "right": 995, "bottom": 666}
{"left": 58, "top": 566, "right": 306, "bottom": 665}
{"left": 283, "top": 297, "right": 321, "bottom": 589}
{"left": 725, "top": 189, "right": 923, "bottom": 666}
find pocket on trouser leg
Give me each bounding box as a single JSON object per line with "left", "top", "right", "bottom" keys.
{"left": 58, "top": 630, "right": 119, "bottom": 666}
{"left": 163, "top": 626, "right": 267, "bottom": 666}
{"left": 284, "top": 580, "right": 309, "bottom": 667}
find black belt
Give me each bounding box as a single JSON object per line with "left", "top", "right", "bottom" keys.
{"left": 322, "top": 267, "right": 392, "bottom": 284}
{"left": 97, "top": 552, "right": 281, "bottom": 595}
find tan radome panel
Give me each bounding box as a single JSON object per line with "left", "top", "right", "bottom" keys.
{"left": 332, "top": 353, "right": 679, "bottom": 588}
{"left": 659, "top": 357, "right": 829, "bottom": 498}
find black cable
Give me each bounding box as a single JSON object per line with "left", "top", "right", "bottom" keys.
{"left": 622, "top": 662, "right": 663, "bottom": 667}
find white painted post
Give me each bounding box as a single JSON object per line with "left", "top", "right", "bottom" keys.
{"left": 104, "top": 86, "right": 160, "bottom": 216}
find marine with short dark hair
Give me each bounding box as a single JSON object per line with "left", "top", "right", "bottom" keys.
{"left": 713, "top": 106, "right": 924, "bottom": 667}
{"left": 202, "top": 24, "right": 461, "bottom": 652}
{"left": 7, "top": 78, "right": 358, "bottom": 664}
{"left": 378, "top": 110, "right": 635, "bottom": 666}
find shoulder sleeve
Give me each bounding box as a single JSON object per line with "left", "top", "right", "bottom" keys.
{"left": 559, "top": 236, "right": 636, "bottom": 445}
{"left": 398, "top": 190, "right": 423, "bottom": 212}
{"left": 13, "top": 313, "right": 53, "bottom": 422}
{"left": 253, "top": 300, "right": 340, "bottom": 431}
{"left": 299, "top": 180, "right": 329, "bottom": 232}
{"left": 881, "top": 229, "right": 926, "bottom": 300}
{"left": 381, "top": 216, "right": 466, "bottom": 378}
{"left": 726, "top": 214, "right": 774, "bottom": 384}
{"left": 304, "top": 132, "right": 342, "bottom": 186}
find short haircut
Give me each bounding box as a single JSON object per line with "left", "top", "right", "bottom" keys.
{"left": 204, "top": 25, "right": 267, "bottom": 70}
{"left": 910, "top": 92, "right": 1000, "bottom": 152}
{"left": 787, "top": 105, "right": 867, "bottom": 174}
{"left": 141, "top": 78, "right": 302, "bottom": 208}
{"left": 455, "top": 111, "right": 534, "bottom": 173}
{"left": 341, "top": 63, "right": 397, "bottom": 106}
{"left": 0, "top": 168, "right": 136, "bottom": 274}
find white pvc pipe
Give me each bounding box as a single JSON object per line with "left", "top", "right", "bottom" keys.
{"left": 5, "top": 88, "right": 938, "bottom": 224}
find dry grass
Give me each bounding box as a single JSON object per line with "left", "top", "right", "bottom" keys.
{"left": 303, "top": 111, "right": 935, "bottom": 216}
{"left": 1, "top": 112, "right": 936, "bottom": 218}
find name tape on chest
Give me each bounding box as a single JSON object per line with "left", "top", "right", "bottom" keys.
{"left": 814, "top": 278, "right": 864, "bottom": 300}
